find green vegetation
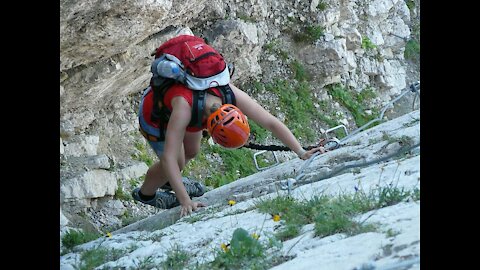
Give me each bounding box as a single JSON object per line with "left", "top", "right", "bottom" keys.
{"left": 356, "top": 87, "right": 376, "bottom": 103}
{"left": 136, "top": 256, "right": 156, "bottom": 269}
{"left": 238, "top": 13, "right": 256, "bottom": 23}
{"left": 287, "top": 16, "right": 299, "bottom": 23}
{"left": 210, "top": 228, "right": 266, "bottom": 269}
{"left": 132, "top": 141, "right": 155, "bottom": 166}
{"left": 403, "top": 117, "right": 420, "bottom": 128}
{"left": 264, "top": 79, "right": 338, "bottom": 142}
{"left": 327, "top": 84, "right": 379, "bottom": 128}
{"left": 411, "top": 23, "right": 420, "bottom": 40}
{"left": 412, "top": 187, "right": 420, "bottom": 200}
{"left": 292, "top": 25, "right": 324, "bottom": 43}
{"left": 255, "top": 196, "right": 303, "bottom": 241}
{"left": 266, "top": 80, "right": 315, "bottom": 141}
{"left": 317, "top": 1, "right": 328, "bottom": 11}
{"left": 205, "top": 228, "right": 286, "bottom": 270}
{"left": 264, "top": 40, "right": 278, "bottom": 53}
{"left": 181, "top": 143, "right": 211, "bottom": 181}
{"left": 249, "top": 120, "right": 269, "bottom": 141}
{"left": 361, "top": 36, "right": 377, "bottom": 50}
{"left": 255, "top": 151, "right": 279, "bottom": 170}
{"left": 290, "top": 60, "right": 311, "bottom": 82}
{"left": 129, "top": 176, "right": 144, "bottom": 189}
{"left": 77, "top": 247, "right": 125, "bottom": 270}
{"left": 183, "top": 142, "right": 258, "bottom": 188}
{"left": 120, "top": 210, "right": 147, "bottom": 227}
{"left": 381, "top": 133, "right": 414, "bottom": 147}
{"left": 381, "top": 132, "right": 392, "bottom": 142}
{"left": 162, "top": 245, "right": 191, "bottom": 270}
{"left": 385, "top": 228, "right": 401, "bottom": 238}
{"left": 406, "top": 0, "right": 415, "bottom": 11}
{"left": 207, "top": 146, "right": 258, "bottom": 187}
{"left": 264, "top": 40, "right": 289, "bottom": 61}
{"left": 255, "top": 185, "right": 418, "bottom": 240}
{"left": 404, "top": 39, "right": 420, "bottom": 61}
{"left": 159, "top": 229, "right": 284, "bottom": 270}
{"left": 405, "top": 17, "right": 420, "bottom": 63}
{"left": 251, "top": 60, "right": 344, "bottom": 140}
{"left": 278, "top": 49, "right": 289, "bottom": 61}
{"left": 114, "top": 179, "right": 131, "bottom": 201}
{"left": 61, "top": 230, "right": 102, "bottom": 251}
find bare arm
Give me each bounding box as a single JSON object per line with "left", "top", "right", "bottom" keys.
{"left": 230, "top": 83, "right": 324, "bottom": 159}
{"left": 161, "top": 97, "right": 205, "bottom": 216}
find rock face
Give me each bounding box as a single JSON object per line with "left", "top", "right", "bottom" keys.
{"left": 60, "top": 0, "right": 420, "bottom": 259}
{"left": 60, "top": 110, "right": 420, "bottom": 269}
{"left": 60, "top": 0, "right": 416, "bottom": 123}
{"left": 60, "top": 0, "right": 208, "bottom": 71}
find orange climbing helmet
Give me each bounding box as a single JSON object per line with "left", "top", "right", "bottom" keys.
{"left": 207, "top": 104, "right": 250, "bottom": 149}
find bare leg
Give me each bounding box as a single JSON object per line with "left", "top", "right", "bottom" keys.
{"left": 183, "top": 131, "right": 203, "bottom": 164}
{"left": 140, "top": 130, "right": 202, "bottom": 196}
{"left": 140, "top": 143, "right": 186, "bottom": 196}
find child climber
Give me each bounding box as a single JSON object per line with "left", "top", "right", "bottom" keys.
{"left": 132, "top": 33, "right": 324, "bottom": 217}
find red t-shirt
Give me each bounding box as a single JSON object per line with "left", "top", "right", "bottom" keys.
{"left": 142, "top": 83, "right": 222, "bottom": 132}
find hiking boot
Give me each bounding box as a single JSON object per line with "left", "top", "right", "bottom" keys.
{"left": 161, "top": 177, "right": 206, "bottom": 198}
{"left": 131, "top": 188, "right": 180, "bottom": 209}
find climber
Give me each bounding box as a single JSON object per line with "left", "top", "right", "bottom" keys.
{"left": 132, "top": 33, "right": 325, "bottom": 218}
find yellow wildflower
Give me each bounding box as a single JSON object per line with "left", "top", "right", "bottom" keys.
{"left": 251, "top": 233, "right": 260, "bottom": 240}
{"left": 106, "top": 232, "right": 112, "bottom": 238}
{"left": 228, "top": 200, "right": 236, "bottom": 206}
{"left": 273, "top": 214, "right": 281, "bottom": 222}
{"left": 221, "top": 243, "right": 230, "bottom": 252}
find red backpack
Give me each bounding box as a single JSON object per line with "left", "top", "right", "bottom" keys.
{"left": 152, "top": 35, "right": 232, "bottom": 89}
{"left": 148, "top": 35, "right": 236, "bottom": 140}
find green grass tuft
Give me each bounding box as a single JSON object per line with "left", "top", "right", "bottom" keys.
{"left": 362, "top": 36, "right": 377, "bottom": 50}
{"left": 255, "top": 185, "right": 418, "bottom": 241}
{"left": 210, "top": 228, "right": 268, "bottom": 270}
{"left": 317, "top": 1, "right": 328, "bottom": 11}
{"left": 61, "top": 230, "right": 102, "bottom": 250}
{"left": 132, "top": 141, "right": 155, "bottom": 166}
{"left": 327, "top": 84, "right": 379, "bottom": 128}
{"left": 292, "top": 25, "right": 324, "bottom": 43}
{"left": 162, "top": 245, "right": 191, "bottom": 270}
{"left": 404, "top": 39, "right": 420, "bottom": 61}
{"left": 78, "top": 248, "right": 125, "bottom": 270}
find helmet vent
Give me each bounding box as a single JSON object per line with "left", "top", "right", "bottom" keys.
{"left": 223, "top": 117, "right": 235, "bottom": 125}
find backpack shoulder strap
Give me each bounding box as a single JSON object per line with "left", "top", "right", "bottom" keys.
{"left": 190, "top": 90, "right": 206, "bottom": 128}
{"left": 218, "top": 84, "right": 236, "bottom": 106}
{"left": 187, "top": 84, "right": 237, "bottom": 129}
{"left": 150, "top": 77, "right": 175, "bottom": 141}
